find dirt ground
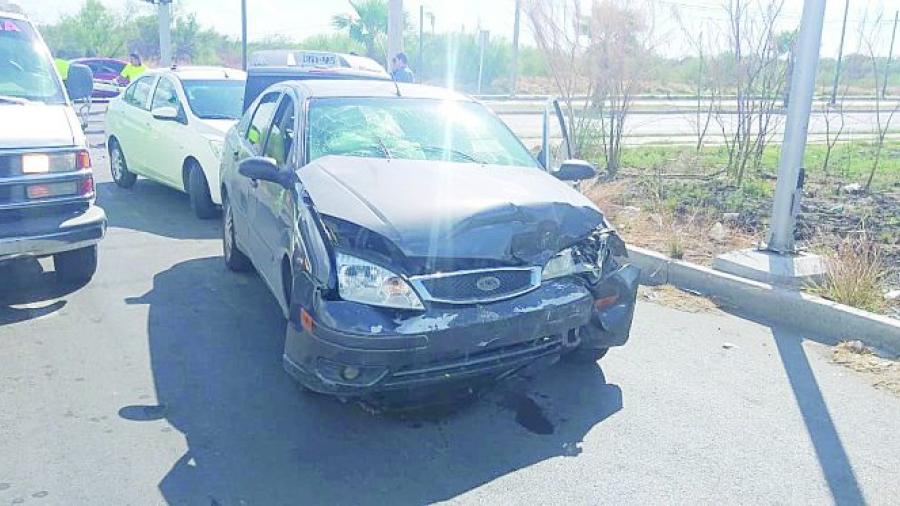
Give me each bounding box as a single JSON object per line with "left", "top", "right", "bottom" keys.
{"left": 586, "top": 175, "right": 900, "bottom": 319}
{"left": 830, "top": 341, "right": 900, "bottom": 397}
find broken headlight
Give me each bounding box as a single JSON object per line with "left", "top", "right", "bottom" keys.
{"left": 542, "top": 245, "right": 605, "bottom": 281}
{"left": 542, "top": 248, "right": 578, "bottom": 280}
{"left": 336, "top": 253, "right": 425, "bottom": 310}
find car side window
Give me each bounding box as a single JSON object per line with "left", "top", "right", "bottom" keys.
{"left": 151, "top": 77, "right": 181, "bottom": 112}
{"left": 246, "top": 92, "right": 280, "bottom": 155}
{"left": 125, "top": 76, "right": 154, "bottom": 110}
{"left": 263, "top": 96, "right": 295, "bottom": 167}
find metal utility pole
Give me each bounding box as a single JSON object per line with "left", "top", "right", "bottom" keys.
{"left": 510, "top": 0, "right": 521, "bottom": 97}
{"left": 418, "top": 5, "right": 424, "bottom": 73}
{"left": 882, "top": 10, "right": 899, "bottom": 99}
{"left": 158, "top": 0, "right": 172, "bottom": 66}
{"left": 388, "top": 0, "right": 403, "bottom": 64}
{"left": 477, "top": 30, "right": 489, "bottom": 94}
{"left": 140, "top": 0, "right": 172, "bottom": 66}
{"left": 830, "top": 0, "right": 850, "bottom": 104}
{"left": 241, "top": 0, "right": 248, "bottom": 70}
{"left": 766, "top": 0, "right": 826, "bottom": 253}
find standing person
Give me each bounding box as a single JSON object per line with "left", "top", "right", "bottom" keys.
{"left": 53, "top": 49, "right": 71, "bottom": 84}
{"left": 119, "top": 52, "right": 147, "bottom": 84}
{"left": 390, "top": 52, "right": 414, "bottom": 83}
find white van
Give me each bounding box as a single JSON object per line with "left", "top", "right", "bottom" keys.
{"left": 0, "top": 7, "right": 106, "bottom": 283}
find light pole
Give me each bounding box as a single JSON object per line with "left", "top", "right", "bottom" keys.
{"left": 141, "top": 0, "right": 172, "bottom": 66}
{"left": 388, "top": 0, "right": 403, "bottom": 64}
{"left": 241, "top": 0, "right": 248, "bottom": 70}
{"left": 713, "top": 0, "right": 827, "bottom": 286}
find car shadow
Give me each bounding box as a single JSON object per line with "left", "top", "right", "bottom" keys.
{"left": 120, "top": 256, "right": 623, "bottom": 504}
{"left": 0, "top": 258, "right": 76, "bottom": 325}
{"left": 96, "top": 181, "right": 220, "bottom": 240}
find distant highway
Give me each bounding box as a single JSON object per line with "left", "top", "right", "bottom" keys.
{"left": 494, "top": 107, "right": 900, "bottom": 146}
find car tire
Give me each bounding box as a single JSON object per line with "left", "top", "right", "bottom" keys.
{"left": 223, "top": 193, "right": 251, "bottom": 272}
{"left": 563, "top": 346, "right": 609, "bottom": 364}
{"left": 54, "top": 245, "right": 98, "bottom": 284}
{"left": 109, "top": 140, "right": 137, "bottom": 189}
{"left": 188, "top": 162, "right": 218, "bottom": 219}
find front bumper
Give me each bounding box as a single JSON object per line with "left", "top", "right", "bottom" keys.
{"left": 283, "top": 263, "right": 640, "bottom": 397}
{"left": 0, "top": 205, "right": 107, "bottom": 261}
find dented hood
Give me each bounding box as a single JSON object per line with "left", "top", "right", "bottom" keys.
{"left": 299, "top": 156, "right": 605, "bottom": 264}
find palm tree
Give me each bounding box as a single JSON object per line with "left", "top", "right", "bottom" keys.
{"left": 331, "top": 0, "right": 388, "bottom": 61}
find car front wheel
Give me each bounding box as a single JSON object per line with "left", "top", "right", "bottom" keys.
{"left": 54, "top": 245, "right": 98, "bottom": 284}
{"left": 109, "top": 140, "right": 137, "bottom": 189}
{"left": 188, "top": 162, "right": 218, "bottom": 219}
{"left": 223, "top": 193, "right": 251, "bottom": 272}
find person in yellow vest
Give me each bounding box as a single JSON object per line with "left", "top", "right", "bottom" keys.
{"left": 119, "top": 52, "right": 147, "bottom": 84}
{"left": 53, "top": 49, "right": 72, "bottom": 83}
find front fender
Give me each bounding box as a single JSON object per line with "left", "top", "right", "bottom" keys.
{"left": 580, "top": 263, "right": 640, "bottom": 349}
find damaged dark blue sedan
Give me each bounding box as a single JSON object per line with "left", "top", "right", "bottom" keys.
{"left": 219, "top": 79, "right": 639, "bottom": 398}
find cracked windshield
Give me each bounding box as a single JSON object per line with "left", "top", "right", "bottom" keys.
{"left": 1, "top": 0, "right": 898, "bottom": 504}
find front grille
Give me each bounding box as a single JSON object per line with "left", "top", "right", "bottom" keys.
{"left": 384, "top": 335, "right": 563, "bottom": 388}
{"left": 411, "top": 267, "right": 540, "bottom": 304}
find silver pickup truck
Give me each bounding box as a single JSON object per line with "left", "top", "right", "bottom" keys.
{"left": 0, "top": 8, "right": 106, "bottom": 284}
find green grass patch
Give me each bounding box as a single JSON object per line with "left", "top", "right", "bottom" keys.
{"left": 616, "top": 140, "right": 900, "bottom": 191}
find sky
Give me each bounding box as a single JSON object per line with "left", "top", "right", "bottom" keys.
{"left": 17, "top": 0, "right": 900, "bottom": 57}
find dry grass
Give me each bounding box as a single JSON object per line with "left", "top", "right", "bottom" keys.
{"left": 832, "top": 341, "right": 900, "bottom": 396}
{"left": 638, "top": 285, "right": 721, "bottom": 313}
{"left": 810, "top": 236, "right": 889, "bottom": 313}
{"left": 587, "top": 180, "right": 757, "bottom": 266}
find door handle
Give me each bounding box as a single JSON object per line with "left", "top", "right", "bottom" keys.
{"left": 232, "top": 150, "right": 240, "bottom": 161}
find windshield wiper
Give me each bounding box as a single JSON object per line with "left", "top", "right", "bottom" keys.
{"left": 0, "top": 95, "right": 31, "bottom": 105}
{"left": 418, "top": 146, "right": 484, "bottom": 164}
{"left": 201, "top": 114, "right": 238, "bottom": 120}
{"left": 375, "top": 137, "right": 393, "bottom": 159}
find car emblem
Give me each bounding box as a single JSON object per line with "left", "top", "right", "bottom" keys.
{"left": 475, "top": 276, "right": 501, "bottom": 292}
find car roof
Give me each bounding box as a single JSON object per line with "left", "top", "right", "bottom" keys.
{"left": 283, "top": 80, "right": 474, "bottom": 102}
{"left": 146, "top": 66, "right": 247, "bottom": 81}
{"left": 0, "top": 8, "right": 27, "bottom": 20}
{"left": 73, "top": 57, "right": 126, "bottom": 64}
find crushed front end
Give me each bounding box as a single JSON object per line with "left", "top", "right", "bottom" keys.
{"left": 282, "top": 225, "right": 639, "bottom": 399}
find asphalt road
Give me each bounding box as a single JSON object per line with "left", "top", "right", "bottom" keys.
{"left": 1, "top": 112, "right": 899, "bottom": 505}
{"left": 498, "top": 108, "right": 899, "bottom": 145}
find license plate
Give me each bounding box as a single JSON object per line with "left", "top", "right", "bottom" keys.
{"left": 301, "top": 53, "right": 336, "bottom": 67}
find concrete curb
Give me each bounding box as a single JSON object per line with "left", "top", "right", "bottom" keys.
{"left": 627, "top": 245, "right": 900, "bottom": 356}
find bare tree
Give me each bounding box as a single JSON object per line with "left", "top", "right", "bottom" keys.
{"left": 859, "top": 7, "right": 900, "bottom": 191}
{"left": 673, "top": 9, "right": 716, "bottom": 152}
{"left": 527, "top": 0, "right": 653, "bottom": 177}
{"left": 586, "top": 1, "right": 653, "bottom": 176}
{"left": 526, "top": 0, "right": 592, "bottom": 156}
{"left": 820, "top": 96, "right": 846, "bottom": 185}
{"left": 718, "top": 0, "right": 789, "bottom": 185}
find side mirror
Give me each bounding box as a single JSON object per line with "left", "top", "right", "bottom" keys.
{"left": 152, "top": 106, "right": 179, "bottom": 122}
{"left": 553, "top": 160, "right": 597, "bottom": 181}
{"left": 239, "top": 156, "right": 284, "bottom": 184}
{"left": 65, "top": 63, "right": 94, "bottom": 101}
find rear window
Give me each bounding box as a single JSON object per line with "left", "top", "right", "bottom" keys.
{"left": 183, "top": 79, "right": 245, "bottom": 120}
{"left": 0, "top": 17, "right": 65, "bottom": 104}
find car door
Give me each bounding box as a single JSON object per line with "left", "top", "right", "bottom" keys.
{"left": 231, "top": 90, "right": 281, "bottom": 262}
{"left": 254, "top": 93, "right": 298, "bottom": 292}
{"left": 114, "top": 74, "right": 157, "bottom": 176}
{"left": 147, "top": 75, "right": 188, "bottom": 188}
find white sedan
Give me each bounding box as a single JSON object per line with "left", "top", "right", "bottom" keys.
{"left": 106, "top": 66, "right": 246, "bottom": 218}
